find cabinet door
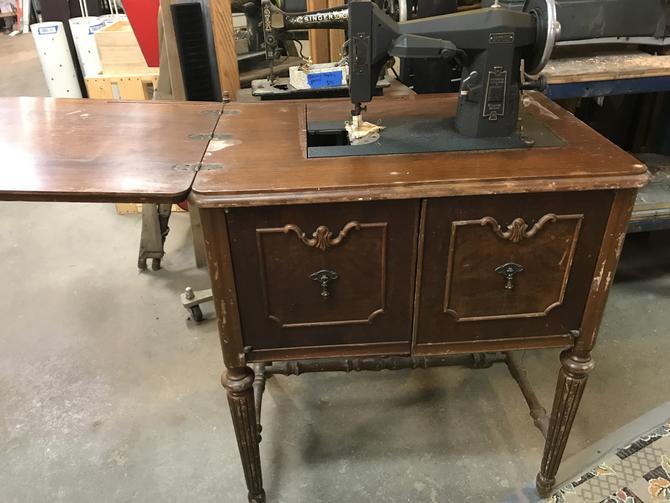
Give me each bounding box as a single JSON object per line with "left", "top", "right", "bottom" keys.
{"left": 415, "top": 191, "right": 613, "bottom": 352}
{"left": 227, "top": 200, "right": 419, "bottom": 360}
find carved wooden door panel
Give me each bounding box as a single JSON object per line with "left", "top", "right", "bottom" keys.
{"left": 227, "top": 200, "right": 419, "bottom": 360}
{"left": 415, "top": 191, "right": 613, "bottom": 350}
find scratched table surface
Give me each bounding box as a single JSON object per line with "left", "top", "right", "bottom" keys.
{"left": 544, "top": 51, "right": 670, "bottom": 99}
{"left": 0, "top": 95, "right": 649, "bottom": 206}
{"left": 192, "top": 92, "right": 648, "bottom": 207}
{"left": 0, "top": 98, "right": 222, "bottom": 203}
{"left": 544, "top": 51, "right": 670, "bottom": 84}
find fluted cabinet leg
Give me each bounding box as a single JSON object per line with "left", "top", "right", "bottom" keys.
{"left": 536, "top": 350, "right": 594, "bottom": 498}
{"left": 223, "top": 367, "right": 266, "bottom": 503}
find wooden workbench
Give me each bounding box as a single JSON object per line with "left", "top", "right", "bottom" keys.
{"left": 543, "top": 50, "right": 670, "bottom": 234}
{"left": 545, "top": 51, "right": 670, "bottom": 84}
{"left": 545, "top": 50, "right": 670, "bottom": 99}
{"left": 0, "top": 93, "right": 649, "bottom": 502}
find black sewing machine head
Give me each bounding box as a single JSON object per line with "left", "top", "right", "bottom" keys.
{"left": 262, "top": 0, "right": 560, "bottom": 140}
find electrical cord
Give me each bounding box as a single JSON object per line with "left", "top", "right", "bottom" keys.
{"left": 295, "top": 39, "right": 308, "bottom": 61}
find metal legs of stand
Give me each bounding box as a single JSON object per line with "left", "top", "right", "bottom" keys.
{"left": 138, "top": 203, "right": 172, "bottom": 270}
{"left": 180, "top": 207, "right": 212, "bottom": 321}
{"left": 137, "top": 203, "right": 212, "bottom": 321}
{"left": 137, "top": 204, "right": 206, "bottom": 271}
{"left": 180, "top": 286, "right": 213, "bottom": 322}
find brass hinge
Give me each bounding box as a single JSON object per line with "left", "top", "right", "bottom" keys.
{"left": 199, "top": 163, "right": 225, "bottom": 171}
{"left": 199, "top": 109, "right": 222, "bottom": 117}
{"left": 188, "top": 132, "right": 232, "bottom": 141}
{"left": 171, "top": 162, "right": 224, "bottom": 173}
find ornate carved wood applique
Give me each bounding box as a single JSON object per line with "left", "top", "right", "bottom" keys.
{"left": 480, "top": 214, "right": 558, "bottom": 243}
{"left": 281, "top": 221, "right": 362, "bottom": 251}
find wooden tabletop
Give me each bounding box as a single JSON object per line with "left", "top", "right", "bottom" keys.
{"left": 0, "top": 94, "right": 649, "bottom": 206}
{"left": 0, "top": 98, "right": 222, "bottom": 203}
{"left": 192, "top": 92, "right": 648, "bottom": 207}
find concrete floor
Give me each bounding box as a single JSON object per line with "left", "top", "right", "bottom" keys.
{"left": 1, "top": 33, "right": 670, "bottom": 503}
{"left": 0, "top": 34, "right": 49, "bottom": 97}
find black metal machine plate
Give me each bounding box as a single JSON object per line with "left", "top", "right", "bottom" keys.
{"left": 306, "top": 112, "right": 565, "bottom": 158}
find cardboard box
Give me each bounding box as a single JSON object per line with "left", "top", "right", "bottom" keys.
{"left": 95, "top": 20, "right": 152, "bottom": 73}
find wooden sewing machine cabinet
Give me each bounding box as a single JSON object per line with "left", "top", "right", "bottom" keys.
{"left": 192, "top": 92, "right": 647, "bottom": 502}
{"left": 0, "top": 93, "right": 648, "bottom": 502}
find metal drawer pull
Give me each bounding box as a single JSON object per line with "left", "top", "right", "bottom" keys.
{"left": 495, "top": 262, "right": 524, "bottom": 290}
{"left": 310, "top": 269, "right": 339, "bottom": 298}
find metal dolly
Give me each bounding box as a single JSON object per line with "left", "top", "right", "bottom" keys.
{"left": 180, "top": 286, "right": 212, "bottom": 322}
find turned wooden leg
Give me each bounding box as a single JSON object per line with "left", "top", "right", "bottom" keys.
{"left": 536, "top": 349, "right": 594, "bottom": 497}
{"left": 223, "top": 367, "right": 266, "bottom": 503}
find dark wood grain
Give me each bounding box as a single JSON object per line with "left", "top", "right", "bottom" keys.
{"left": 192, "top": 93, "right": 648, "bottom": 207}
{"left": 198, "top": 206, "right": 247, "bottom": 368}
{"left": 0, "top": 98, "right": 222, "bottom": 203}
{"left": 442, "top": 213, "right": 583, "bottom": 321}
{"left": 247, "top": 342, "right": 410, "bottom": 363}
{"left": 411, "top": 334, "right": 573, "bottom": 356}
{"left": 414, "top": 191, "right": 612, "bottom": 346}
{"left": 575, "top": 189, "right": 638, "bottom": 354}
{"left": 226, "top": 201, "right": 419, "bottom": 357}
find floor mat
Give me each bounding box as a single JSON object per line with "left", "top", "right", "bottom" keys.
{"left": 551, "top": 418, "right": 670, "bottom": 502}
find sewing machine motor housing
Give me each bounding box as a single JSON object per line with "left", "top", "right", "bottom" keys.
{"left": 263, "top": 0, "right": 560, "bottom": 141}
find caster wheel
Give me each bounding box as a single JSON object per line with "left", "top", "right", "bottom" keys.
{"left": 151, "top": 258, "right": 162, "bottom": 271}
{"left": 190, "top": 305, "right": 204, "bottom": 322}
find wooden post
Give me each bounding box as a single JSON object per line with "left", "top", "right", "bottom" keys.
{"left": 327, "top": 0, "right": 346, "bottom": 62}
{"left": 210, "top": 0, "right": 240, "bottom": 100}
{"left": 159, "top": 0, "right": 186, "bottom": 100}
{"left": 307, "top": 0, "right": 330, "bottom": 63}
